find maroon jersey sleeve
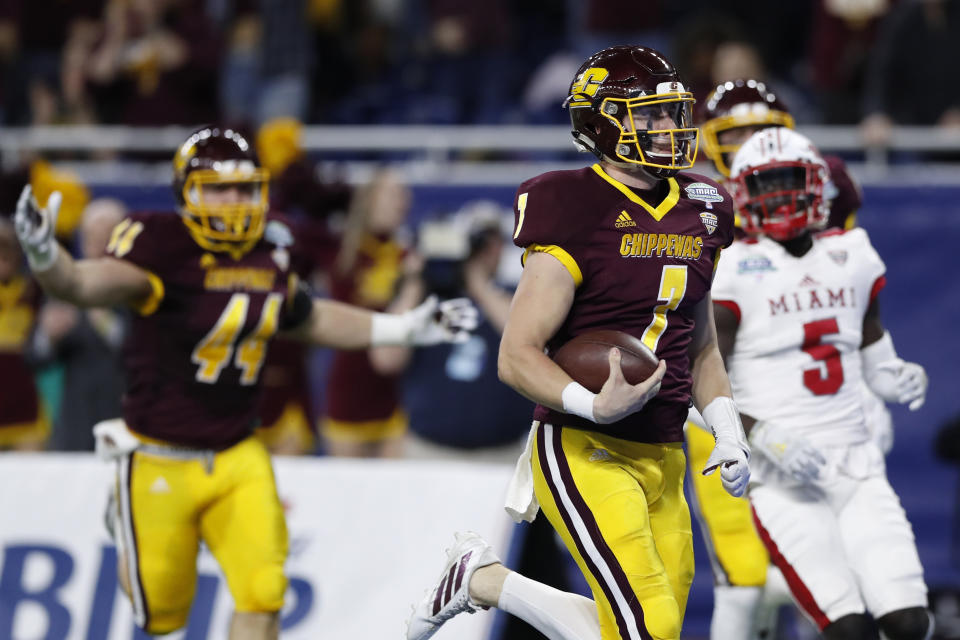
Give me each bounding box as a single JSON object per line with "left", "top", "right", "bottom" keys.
{"left": 824, "top": 154, "right": 862, "bottom": 231}
{"left": 104, "top": 211, "right": 169, "bottom": 316}
{"left": 513, "top": 170, "right": 597, "bottom": 287}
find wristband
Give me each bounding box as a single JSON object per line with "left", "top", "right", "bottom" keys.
{"left": 562, "top": 381, "right": 596, "bottom": 422}
{"left": 703, "top": 396, "right": 749, "bottom": 455}
{"left": 370, "top": 312, "right": 410, "bottom": 346}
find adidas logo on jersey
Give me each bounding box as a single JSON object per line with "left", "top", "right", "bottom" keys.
{"left": 615, "top": 211, "right": 637, "bottom": 228}
{"left": 798, "top": 274, "right": 820, "bottom": 287}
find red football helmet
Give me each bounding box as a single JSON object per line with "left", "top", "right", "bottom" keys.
{"left": 701, "top": 79, "right": 795, "bottom": 177}
{"left": 565, "top": 45, "right": 698, "bottom": 178}
{"left": 728, "top": 128, "right": 828, "bottom": 241}
{"left": 172, "top": 126, "right": 269, "bottom": 254}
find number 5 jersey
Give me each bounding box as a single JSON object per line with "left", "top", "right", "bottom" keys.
{"left": 712, "top": 228, "right": 886, "bottom": 452}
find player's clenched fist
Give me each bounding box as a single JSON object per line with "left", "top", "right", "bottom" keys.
{"left": 593, "top": 348, "right": 666, "bottom": 425}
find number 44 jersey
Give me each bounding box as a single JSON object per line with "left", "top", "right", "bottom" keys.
{"left": 712, "top": 228, "right": 886, "bottom": 448}
{"left": 106, "top": 211, "right": 304, "bottom": 450}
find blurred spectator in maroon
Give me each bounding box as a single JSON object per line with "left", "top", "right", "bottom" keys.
{"left": 0, "top": 216, "right": 48, "bottom": 450}
{"left": 809, "top": 0, "right": 891, "bottom": 124}
{"left": 0, "top": 0, "right": 102, "bottom": 124}
{"left": 79, "top": 0, "right": 221, "bottom": 125}
{"left": 861, "top": 0, "right": 960, "bottom": 147}
{"left": 323, "top": 168, "right": 412, "bottom": 457}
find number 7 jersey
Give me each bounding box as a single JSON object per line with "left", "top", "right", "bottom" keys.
{"left": 712, "top": 228, "right": 886, "bottom": 446}
{"left": 513, "top": 163, "right": 735, "bottom": 443}
{"left": 106, "top": 211, "right": 304, "bottom": 449}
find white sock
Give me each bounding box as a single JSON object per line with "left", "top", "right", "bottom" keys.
{"left": 711, "top": 585, "right": 763, "bottom": 640}
{"left": 497, "top": 572, "right": 602, "bottom": 640}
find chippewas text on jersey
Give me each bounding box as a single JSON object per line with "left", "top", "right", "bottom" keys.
{"left": 619, "top": 232, "right": 704, "bottom": 259}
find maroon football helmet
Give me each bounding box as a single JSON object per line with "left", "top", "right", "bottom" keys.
{"left": 172, "top": 126, "right": 269, "bottom": 254}
{"left": 565, "top": 45, "right": 698, "bottom": 178}
{"left": 701, "top": 79, "right": 795, "bottom": 177}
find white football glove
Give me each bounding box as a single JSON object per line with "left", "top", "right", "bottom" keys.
{"left": 862, "top": 332, "right": 928, "bottom": 411}
{"left": 701, "top": 397, "right": 751, "bottom": 498}
{"left": 370, "top": 295, "right": 479, "bottom": 346}
{"left": 14, "top": 185, "right": 62, "bottom": 272}
{"left": 406, "top": 295, "right": 478, "bottom": 345}
{"left": 749, "top": 421, "right": 826, "bottom": 484}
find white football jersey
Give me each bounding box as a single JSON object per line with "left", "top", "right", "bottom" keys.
{"left": 713, "top": 228, "right": 886, "bottom": 446}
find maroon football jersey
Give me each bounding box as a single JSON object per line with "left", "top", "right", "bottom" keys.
{"left": 107, "top": 211, "right": 302, "bottom": 449}
{"left": 513, "top": 163, "right": 735, "bottom": 443}
{"left": 0, "top": 275, "right": 41, "bottom": 427}
{"left": 325, "top": 234, "right": 405, "bottom": 422}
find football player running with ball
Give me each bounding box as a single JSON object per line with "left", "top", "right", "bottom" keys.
{"left": 711, "top": 127, "right": 930, "bottom": 640}
{"left": 408, "top": 45, "right": 751, "bottom": 640}
{"left": 13, "top": 126, "right": 477, "bottom": 640}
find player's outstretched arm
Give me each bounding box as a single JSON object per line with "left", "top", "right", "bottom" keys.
{"left": 14, "top": 186, "right": 154, "bottom": 309}
{"left": 497, "top": 251, "right": 665, "bottom": 425}
{"left": 286, "top": 295, "right": 478, "bottom": 349}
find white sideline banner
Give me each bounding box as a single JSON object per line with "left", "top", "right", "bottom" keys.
{"left": 0, "top": 453, "right": 516, "bottom": 640}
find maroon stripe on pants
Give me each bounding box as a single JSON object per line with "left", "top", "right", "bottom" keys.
{"left": 751, "top": 506, "right": 831, "bottom": 630}
{"left": 538, "top": 425, "right": 650, "bottom": 640}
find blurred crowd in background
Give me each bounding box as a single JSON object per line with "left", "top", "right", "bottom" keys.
{"left": 1, "top": 0, "right": 959, "bottom": 137}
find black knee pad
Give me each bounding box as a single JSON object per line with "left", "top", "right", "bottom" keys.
{"left": 878, "top": 607, "right": 932, "bottom": 640}
{"left": 823, "top": 613, "right": 875, "bottom": 640}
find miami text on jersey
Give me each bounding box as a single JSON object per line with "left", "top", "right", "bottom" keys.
{"left": 768, "top": 286, "right": 857, "bottom": 315}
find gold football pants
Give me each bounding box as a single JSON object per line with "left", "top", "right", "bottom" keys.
{"left": 114, "top": 435, "right": 288, "bottom": 634}
{"left": 686, "top": 423, "right": 768, "bottom": 586}
{"left": 532, "top": 423, "right": 694, "bottom": 640}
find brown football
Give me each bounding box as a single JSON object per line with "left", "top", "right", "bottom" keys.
{"left": 552, "top": 330, "right": 660, "bottom": 393}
